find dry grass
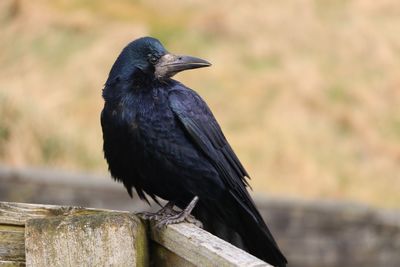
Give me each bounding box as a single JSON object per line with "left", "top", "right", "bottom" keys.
{"left": 1, "top": 0, "right": 400, "bottom": 208}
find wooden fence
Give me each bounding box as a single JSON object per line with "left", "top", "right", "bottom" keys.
{"left": 1, "top": 165, "right": 400, "bottom": 267}
{"left": 0, "top": 201, "right": 270, "bottom": 267}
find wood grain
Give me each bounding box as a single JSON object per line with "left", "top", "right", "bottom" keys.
{"left": 25, "top": 212, "right": 148, "bottom": 267}
{"left": 0, "top": 202, "right": 101, "bottom": 226}
{"left": 0, "top": 225, "right": 25, "bottom": 263}
{"left": 1, "top": 201, "right": 271, "bottom": 267}
{"left": 150, "top": 221, "right": 271, "bottom": 267}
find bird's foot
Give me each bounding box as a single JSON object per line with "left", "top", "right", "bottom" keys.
{"left": 155, "top": 196, "right": 202, "bottom": 229}
{"left": 137, "top": 201, "right": 177, "bottom": 221}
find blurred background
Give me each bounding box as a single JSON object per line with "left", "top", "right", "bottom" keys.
{"left": 1, "top": 0, "right": 400, "bottom": 266}
{"left": 1, "top": 0, "right": 400, "bottom": 208}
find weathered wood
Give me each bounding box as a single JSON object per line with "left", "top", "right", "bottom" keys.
{"left": 0, "top": 201, "right": 274, "bottom": 267}
{"left": 3, "top": 165, "right": 400, "bottom": 267}
{"left": 0, "top": 202, "right": 100, "bottom": 226}
{"left": 0, "top": 202, "right": 151, "bottom": 266}
{"left": 0, "top": 260, "right": 25, "bottom": 267}
{"left": 150, "top": 241, "right": 195, "bottom": 267}
{"left": 25, "top": 212, "right": 148, "bottom": 267}
{"left": 0, "top": 225, "right": 25, "bottom": 263}
{"left": 150, "top": 221, "right": 271, "bottom": 267}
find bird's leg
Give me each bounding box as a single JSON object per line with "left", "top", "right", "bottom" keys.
{"left": 137, "top": 201, "right": 177, "bottom": 220}
{"left": 156, "top": 196, "right": 203, "bottom": 229}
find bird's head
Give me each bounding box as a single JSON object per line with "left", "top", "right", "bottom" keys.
{"left": 106, "top": 37, "right": 211, "bottom": 84}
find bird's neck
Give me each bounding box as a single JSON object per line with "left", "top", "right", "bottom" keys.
{"left": 102, "top": 76, "right": 176, "bottom": 105}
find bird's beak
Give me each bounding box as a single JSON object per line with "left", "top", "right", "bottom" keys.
{"left": 155, "top": 54, "right": 211, "bottom": 79}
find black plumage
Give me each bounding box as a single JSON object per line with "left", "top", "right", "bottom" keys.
{"left": 101, "top": 37, "right": 287, "bottom": 266}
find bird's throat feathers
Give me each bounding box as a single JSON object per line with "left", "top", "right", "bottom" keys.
{"left": 102, "top": 73, "right": 177, "bottom": 105}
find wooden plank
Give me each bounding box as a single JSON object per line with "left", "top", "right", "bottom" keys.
{"left": 25, "top": 212, "right": 148, "bottom": 267}
{"left": 0, "top": 202, "right": 102, "bottom": 225}
{"left": 150, "top": 222, "right": 271, "bottom": 267}
{"left": 0, "top": 225, "right": 24, "bottom": 262}
{"left": 0, "top": 260, "right": 25, "bottom": 267}
{"left": 150, "top": 241, "right": 195, "bottom": 267}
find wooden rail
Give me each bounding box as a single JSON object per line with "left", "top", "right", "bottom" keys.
{"left": 2, "top": 165, "right": 400, "bottom": 267}
{"left": 0, "top": 201, "right": 271, "bottom": 267}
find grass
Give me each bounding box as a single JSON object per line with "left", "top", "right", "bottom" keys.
{"left": 1, "top": 0, "right": 400, "bottom": 209}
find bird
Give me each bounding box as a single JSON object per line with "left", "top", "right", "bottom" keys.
{"left": 101, "top": 36, "right": 287, "bottom": 267}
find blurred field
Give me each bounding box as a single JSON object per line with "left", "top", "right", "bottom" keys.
{"left": 0, "top": 0, "right": 399, "bottom": 208}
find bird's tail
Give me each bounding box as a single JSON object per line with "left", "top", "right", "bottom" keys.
{"left": 192, "top": 192, "right": 287, "bottom": 267}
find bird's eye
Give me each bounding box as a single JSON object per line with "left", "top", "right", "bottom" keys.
{"left": 148, "top": 55, "right": 158, "bottom": 64}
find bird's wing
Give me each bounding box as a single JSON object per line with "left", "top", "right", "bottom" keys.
{"left": 168, "top": 87, "right": 263, "bottom": 214}
{"left": 168, "top": 87, "right": 287, "bottom": 264}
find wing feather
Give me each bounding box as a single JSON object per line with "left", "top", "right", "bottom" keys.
{"left": 168, "top": 87, "right": 262, "bottom": 215}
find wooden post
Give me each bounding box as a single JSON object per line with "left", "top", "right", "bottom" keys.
{"left": 25, "top": 213, "right": 148, "bottom": 267}
{"left": 0, "top": 202, "right": 149, "bottom": 267}
{"left": 0, "top": 224, "right": 25, "bottom": 266}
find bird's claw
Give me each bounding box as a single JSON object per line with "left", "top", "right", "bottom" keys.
{"left": 155, "top": 196, "right": 201, "bottom": 228}
{"left": 137, "top": 211, "right": 168, "bottom": 221}
{"left": 184, "top": 214, "right": 203, "bottom": 228}
{"left": 137, "top": 201, "right": 177, "bottom": 220}
{"left": 140, "top": 196, "right": 202, "bottom": 229}
{"left": 155, "top": 213, "right": 203, "bottom": 229}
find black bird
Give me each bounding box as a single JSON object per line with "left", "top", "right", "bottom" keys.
{"left": 101, "top": 37, "right": 287, "bottom": 266}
